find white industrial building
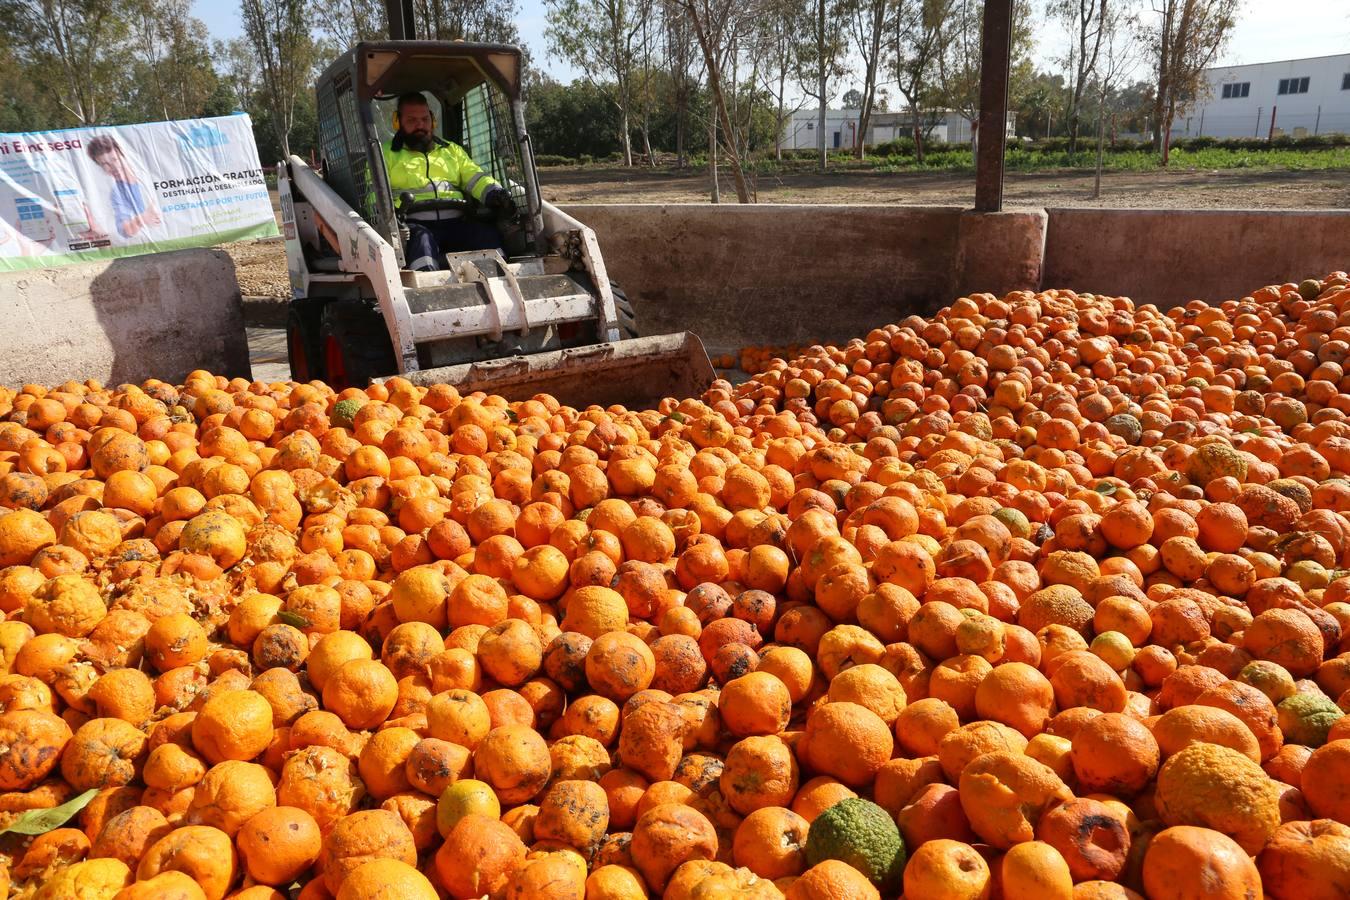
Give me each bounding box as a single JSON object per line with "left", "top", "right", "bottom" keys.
{"left": 1171, "top": 52, "right": 1350, "bottom": 139}
{"left": 778, "top": 108, "right": 1016, "bottom": 151}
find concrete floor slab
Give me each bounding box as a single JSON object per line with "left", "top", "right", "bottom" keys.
{"left": 247, "top": 327, "right": 292, "bottom": 384}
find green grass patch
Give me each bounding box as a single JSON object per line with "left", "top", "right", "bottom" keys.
{"left": 552, "top": 144, "right": 1350, "bottom": 176}
{"left": 841, "top": 145, "right": 1350, "bottom": 174}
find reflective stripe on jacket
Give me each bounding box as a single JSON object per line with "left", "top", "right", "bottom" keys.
{"left": 382, "top": 138, "right": 497, "bottom": 220}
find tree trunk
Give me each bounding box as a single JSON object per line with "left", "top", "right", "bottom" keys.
{"left": 856, "top": 98, "right": 871, "bottom": 158}
{"left": 743, "top": 56, "right": 759, "bottom": 163}
{"left": 715, "top": 84, "right": 752, "bottom": 202}
{"left": 48, "top": 2, "right": 95, "bottom": 124}
{"left": 910, "top": 99, "right": 924, "bottom": 164}
{"left": 620, "top": 104, "right": 633, "bottom": 166}
{"left": 729, "top": 44, "right": 741, "bottom": 151}
{"left": 1152, "top": 6, "right": 1170, "bottom": 155}
{"left": 776, "top": 98, "right": 785, "bottom": 160}
{"left": 775, "top": 67, "right": 786, "bottom": 161}
{"left": 674, "top": 82, "right": 688, "bottom": 167}
{"left": 683, "top": 0, "right": 751, "bottom": 202}
{"left": 709, "top": 116, "right": 720, "bottom": 203}
{"left": 1093, "top": 102, "right": 1105, "bottom": 198}
{"left": 816, "top": 0, "right": 827, "bottom": 172}
{"left": 854, "top": 0, "right": 884, "bottom": 160}
{"left": 817, "top": 99, "right": 827, "bottom": 171}
{"left": 1161, "top": 95, "right": 1176, "bottom": 166}
{"left": 143, "top": 10, "right": 171, "bottom": 122}
{"left": 276, "top": 117, "right": 291, "bottom": 158}
{"left": 1152, "top": 86, "right": 1166, "bottom": 153}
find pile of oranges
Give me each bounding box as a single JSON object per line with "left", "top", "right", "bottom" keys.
{"left": 0, "top": 272, "right": 1348, "bottom": 900}
{"left": 712, "top": 347, "right": 809, "bottom": 376}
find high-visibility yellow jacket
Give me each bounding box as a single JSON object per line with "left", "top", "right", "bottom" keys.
{"left": 382, "top": 137, "right": 497, "bottom": 220}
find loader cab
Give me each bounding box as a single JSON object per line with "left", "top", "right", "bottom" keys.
{"left": 279, "top": 39, "right": 702, "bottom": 400}
{"left": 314, "top": 41, "right": 541, "bottom": 266}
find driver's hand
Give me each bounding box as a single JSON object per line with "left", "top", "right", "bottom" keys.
{"left": 484, "top": 186, "right": 516, "bottom": 217}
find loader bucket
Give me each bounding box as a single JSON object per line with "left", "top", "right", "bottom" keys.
{"left": 383, "top": 332, "right": 716, "bottom": 409}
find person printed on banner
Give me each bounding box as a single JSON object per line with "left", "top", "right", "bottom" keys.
{"left": 0, "top": 216, "right": 55, "bottom": 257}
{"left": 54, "top": 193, "right": 109, "bottom": 244}
{"left": 86, "top": 135, "right": 163, "bottom": 240}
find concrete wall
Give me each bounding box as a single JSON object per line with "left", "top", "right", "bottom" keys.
{"left": 0, "top": 248, "right": 251, "bottom": 387}
{"left": 566, "top": 204, "right": 1348, "bottom": 349}
{"left": 567, "top": 204, "right": 1046, "bottom": 355}
{"left": 1042, "top": 209, "right": 1350, "bottom": 309}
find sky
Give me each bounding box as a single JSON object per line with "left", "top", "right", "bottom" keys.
{"left": 195, "top": 0, "right": 1350, "bottom": 90}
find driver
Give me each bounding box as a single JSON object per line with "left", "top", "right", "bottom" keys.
{"left": 384, "top": 91, "right": 516, "bottom": 271}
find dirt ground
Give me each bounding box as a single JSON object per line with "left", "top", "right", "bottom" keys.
{"left": 232, "top": 240, "right": 290, "bottom": 299}
{"left": 541, "top": 164, "right": 1350, "bottom": 208}
{"left": 226, "top": 166, "right": 1350, "bottom": 299}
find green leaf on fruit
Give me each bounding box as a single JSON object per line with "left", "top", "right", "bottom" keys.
{"left": 278, "top": 611, "right": 311, "bottom": 629}
{"left": 0, "top": 789, "right": 99, "bottom": 836}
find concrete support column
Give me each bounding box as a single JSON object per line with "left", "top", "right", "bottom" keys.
{"left": 953, "top": 209, "right": 1047, "bottom": 301}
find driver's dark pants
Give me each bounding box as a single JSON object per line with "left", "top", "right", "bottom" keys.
{"left": 405, "top": 218, "right": 503, "bottom": 271}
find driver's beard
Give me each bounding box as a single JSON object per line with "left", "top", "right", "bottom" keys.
{"left": 402, "top": 130, "right": 434, "bottom": 152}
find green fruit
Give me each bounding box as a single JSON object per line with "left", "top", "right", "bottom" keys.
{"left": 1091, "top": 631, "right": 1136, "bottom": 671}
{"left": 436, "top": 779, "right": 500, "bottom": 836}
{"left": 1236, "top": 661, "right": 1297, "bottom": 705}
{"left": 1277, "top": 693, "right": 1344, "bottom": 747}
{"left": 1298, "top": 278, "right": 1323, "bottom": 301}
{"left": 804, "top": 797, "right": 906, "bottom": 891}
{"left": 992, "top": 507, "right": 1031, "bottom": 540}
{"left": 1285, "top": 560, "right": 1331, "bottom": 591}
{"left": 332, "top": 398, "right": 363, "bottom": 428}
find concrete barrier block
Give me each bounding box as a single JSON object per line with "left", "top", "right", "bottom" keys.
{"left": 0, "top": 249, "right": 251, "bottom": 387}
{"left": 548, "top": 204, "right": 1345, "bottom": 354}
{"left": 953, "top": 209, "right": 1047, "bottom": 299}
{"left": 565, "top": 203, "right": 965, "bottom": 354}
{"left": 1043, "top": 208, "right": 1350, "bottom": 309}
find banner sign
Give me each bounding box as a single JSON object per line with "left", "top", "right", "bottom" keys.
{"left": 0, "top": 113, "right": 278, "bottom": 271}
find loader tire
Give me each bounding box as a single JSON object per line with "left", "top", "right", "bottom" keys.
{"left": 286, "top": 301, "right": 324, "bottom": 383}
{"left": 611, "top": 283, "right": 639, "bottom": 340}
{"left": 319, "top": 300, "right": 398, "bottom": 391}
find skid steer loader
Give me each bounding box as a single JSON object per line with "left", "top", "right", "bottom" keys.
{"left": 277, "top": 39, "right": 713, "bottom": 408}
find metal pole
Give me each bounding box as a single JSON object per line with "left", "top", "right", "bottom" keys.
{"left": 974, "top": 0, "right": 1013, "bottom": 212}
{"left": 386, "top": 0, "right": 417, "bottom": 40}
{"left": 1198, "top": 109, "right": 1204, "bottom": 136}
{"left": 1315, "top": 105, "right": 1322, "bottom": 135}
{"left": 1268, "top": 105, "right": 1277, "bottom": 141}
{"left": 1255, "top": 107, "right": 1262, "bottom": 138}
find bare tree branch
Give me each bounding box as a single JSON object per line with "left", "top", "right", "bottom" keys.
{"left": 546, "top": 0, "right": 652, "bottom": 165}
{"left": 669, "top": 0, "right": 753, "bottom": 200}
{"left": 1141, "top": 0, "right": 1239, "bottom": 164}
{"left": 241, "top": 0, "right": 318, "bottom": 158}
